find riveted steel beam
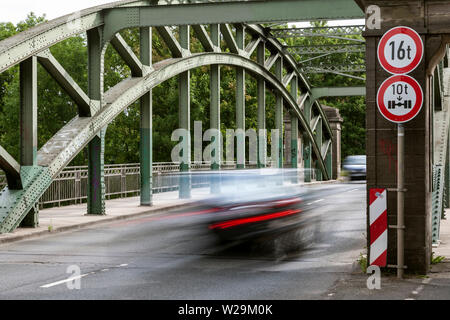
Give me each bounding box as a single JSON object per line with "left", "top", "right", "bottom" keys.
{"left": 111, "top": 33, "right": 144, "bottom": 77}
{"left": 156, "top": 26, "right": 187, "bottom": 58}
{"left": 87, "top": 27, "right": 105, "bottom": 215}
{"left": 20, "top": 56, "right": 38, "bottom": 167}
{"left": 311, "top": 86, "right": 366, "bottom": 99}
{"left": 0, "top": 146, "right": 22, "bottom": 190}
{"left": 192, "top": 25, "right": 217, "bottom": 52}
{"left": 287, "top": 44, "right": 365, "bottom": 55}
{"left": 102, "top": 0, "right": 363, "bottom": 42}
{"left": 140, "top": 26, "right": 153, "bottom": 206}
{"left": 301, "top": 64, "right": 366, "bottom": 73}
{"left": 245, "top": 37, "right": 261, "bottom": 58}
{"left": 270, "top": 25, "right": 365, "bottom": 38}
{"left": 290, "top": 75, "right": 299, "bottom": 172}
{"left": 0, "top": 0, "right": 149, "bottom": 74}
{"left": 257, "top": 41, "right": 266, "bottom": 168}
{"left": 275, "top": 56, "right": 283, "bottom": 168}
{"left": 36, "top": 49, "right": 93, "bottom": 116}
{"left": 1, "top": 53, "right": 332, "bottom": 233}
{"left": 220, "top": 24, "right": 240, "bottom": 55}
{"left": 314, "top": 117, "right": 323, "bottom": 181}
{"left": 210, "top": 24, "right": 221, "bottom": 172}
{"left": 178, "top": 25, "right": 191, "bottom": 199}
{"left": 265, "top": 53, "right": 280, "bottom": 70}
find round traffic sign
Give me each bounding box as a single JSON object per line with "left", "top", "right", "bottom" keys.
{"left": 376, "top": 74, "right": 423, "bottom": 123}
{"left": 377, "top": 26, "right": 423, "bottom": 74}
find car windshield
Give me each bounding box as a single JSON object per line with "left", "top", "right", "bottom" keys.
{"left": 345, "top": 156, "right": 366, "bottom": 165}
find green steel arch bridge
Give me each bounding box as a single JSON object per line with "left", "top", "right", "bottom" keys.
{"left": 0, "top": 0, "right": 449, "bottom": 274}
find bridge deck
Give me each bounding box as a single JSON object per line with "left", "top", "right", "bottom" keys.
{"left": 0, "top": 189, "right": 213, "bottom": 244}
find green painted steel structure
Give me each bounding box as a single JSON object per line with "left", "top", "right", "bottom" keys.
{"left": 0, "top": 0, "right": 365, "bottom": 233}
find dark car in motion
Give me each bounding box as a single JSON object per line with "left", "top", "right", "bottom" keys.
{"left": 342, "top": 155, "right": 366, "bottom": 180}
{"left": 185, "top": 170, "right": 322, "bottom": 257}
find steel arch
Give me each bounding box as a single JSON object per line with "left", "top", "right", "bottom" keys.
{"left": 0, "top": 1, "right": 335, "bottom": 233}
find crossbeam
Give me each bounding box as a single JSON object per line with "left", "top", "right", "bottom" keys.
{"left": 271, "top": 25, "right": 365, "bottom": 38}
{"left": 102, "top": 0, "right": 364, "bottom": 41}
{"left": 0, "top": 145, "right": 22, "bottom": 190}
{"left": 37, "top": 50, "right": 93, "bottom": 117}
{"left": 287, "top": 44, "right": 365, "bottom": 55}
{"left": 110, "top": 33, "right": 144, "bottom": 76}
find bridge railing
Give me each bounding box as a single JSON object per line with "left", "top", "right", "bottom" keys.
{"left": 0, "top": 162, "right": 263, "bottom": 208}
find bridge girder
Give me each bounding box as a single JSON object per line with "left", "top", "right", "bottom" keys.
{"left": 0, "top": 0, "right": 348, "bottom": 233}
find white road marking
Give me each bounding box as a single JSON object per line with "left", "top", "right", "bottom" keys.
{"left": 408, "top": 277, "right": 432, "bottom": 298}
{"left": 40, "top": 272, "right": 93, "bottom": 288}
{"left": 346, "top": 188, "right": 359, "bottom": 192}
{"left": 306, "top": 199, "right": 324, "bottom": 205}
{"left": 41, "top": 263, "right": 130, "bottom": 288}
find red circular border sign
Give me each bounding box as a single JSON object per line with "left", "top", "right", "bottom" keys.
{"left": 377, "top": 26, "right": 423, "bottom": 74}
{"left": 377, "top": 74, "right": 423, "bottom": 123}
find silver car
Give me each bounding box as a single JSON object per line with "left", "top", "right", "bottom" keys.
{"left": 343, "top": 155, "right": 366, "bottom": 180}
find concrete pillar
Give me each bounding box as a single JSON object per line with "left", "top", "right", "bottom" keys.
{"left": 358, "top": 0, "right": 450, "bottom": 273}
{"left": 323, "top": 105, "right": 343, "bottom": 180}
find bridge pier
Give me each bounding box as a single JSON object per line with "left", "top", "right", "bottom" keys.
{"left": 358, "top": 0, "right": 450, "bottom": 273}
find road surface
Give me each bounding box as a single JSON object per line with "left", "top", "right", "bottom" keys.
{"left": 0, "top": 182, "right": 366, "bottom": 299}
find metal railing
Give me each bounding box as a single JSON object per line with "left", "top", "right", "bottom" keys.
{"left": 0, "top": 162, "right": 261, "bottom": 208}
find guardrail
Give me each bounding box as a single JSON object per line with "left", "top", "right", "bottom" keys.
{"left": 0, "top": 162, "right": 260, "bottom": 208}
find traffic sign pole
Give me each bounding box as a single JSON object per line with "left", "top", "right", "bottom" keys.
{"left": 397, "top": 124, "right": 405, "bottom": 279}
{"left": 376, "top": 26, "right": 423, "bottom": 279}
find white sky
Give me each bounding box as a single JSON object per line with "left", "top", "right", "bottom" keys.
{"left": 0, "top": 1, "right": 365, "bottom": 26}
{"left": 0, "top": 0, "right": 113, "bottom": 24}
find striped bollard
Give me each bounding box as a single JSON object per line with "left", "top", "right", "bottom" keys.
{"left": 369, "top": 188, "right": 387, "bottom": 266}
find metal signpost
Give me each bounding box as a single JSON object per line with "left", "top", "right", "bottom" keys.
{"left": 376, "top": 26, "right": 424, "bottom": 279}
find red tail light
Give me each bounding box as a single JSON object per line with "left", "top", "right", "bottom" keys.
{"left": 208, "top": 208, "right": 301, "bottom": 230}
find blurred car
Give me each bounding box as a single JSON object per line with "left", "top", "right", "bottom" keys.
{"left": 184, "top": 170, "right": 321, "bottom": 256}
{"left": 342, "top": 155, "right": 366, "bottom": 180}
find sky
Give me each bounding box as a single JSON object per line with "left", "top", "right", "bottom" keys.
{"left": 0, "top": 1, "right": 365, "bottom": 27}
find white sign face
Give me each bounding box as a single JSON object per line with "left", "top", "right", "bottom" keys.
{"left": 377, "top": 75, "right": 423, "bottom": 123}
{"left": 377, "top": 26, "right": 423, "bottom": 74}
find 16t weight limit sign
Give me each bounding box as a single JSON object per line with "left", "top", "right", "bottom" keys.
{"left": 377, "top": 74, "right": 423, "bottom": 123}
{"left": 377, "top": 26, "right": 423, "bottom": 74}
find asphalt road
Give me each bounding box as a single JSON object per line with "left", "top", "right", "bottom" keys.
{"left": 0, "top": 182, "right": 366, "bottom": 300}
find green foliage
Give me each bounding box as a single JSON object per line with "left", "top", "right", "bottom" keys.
{"left": 431, "top": 251, "right": 445, "bottom": 264}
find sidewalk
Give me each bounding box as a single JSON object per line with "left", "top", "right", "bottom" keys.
{"left": 329, "top": 211, "right": 450, "bottom": 300}
{"left": 0, "top": 188, "right": 214, "bottom": 244}
{"left": 0, "top": 179, "right": 339, "bottom": 244}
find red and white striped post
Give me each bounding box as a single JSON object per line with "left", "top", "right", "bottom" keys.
{"left": 369, "top": 188, "right": 387, "bottom": 267}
